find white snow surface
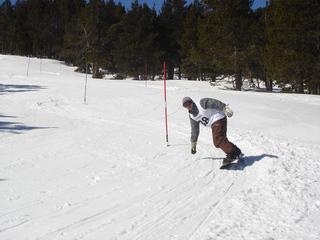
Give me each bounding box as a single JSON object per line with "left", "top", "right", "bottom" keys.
{"left": 1, "top": 55, "right": 320, "bottom": 240}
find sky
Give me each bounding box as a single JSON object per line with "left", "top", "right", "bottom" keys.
{"left": 0, "top": 0, "right": 267, "bottom": 12}
{"left": 115, "top": 0, "right": 267, "bottom": 12}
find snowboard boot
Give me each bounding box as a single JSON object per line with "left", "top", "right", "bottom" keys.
{"left": 222, "top": 146, "right": 243, "bottom": 165}
{"left": 222, "top": 154, "right": 238, "bottom": 165}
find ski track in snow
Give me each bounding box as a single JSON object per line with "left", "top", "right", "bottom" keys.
{"left": 0, "top": 55, "right": 320, "bottom": 240}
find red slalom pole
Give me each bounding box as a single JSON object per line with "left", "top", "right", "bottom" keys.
{"left": 163, "top": 62, "right": 169, "bottom": 146}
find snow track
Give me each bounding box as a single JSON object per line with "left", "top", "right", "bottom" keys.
{"left": 1, "top": 55, "right": 320, "bottom": 240}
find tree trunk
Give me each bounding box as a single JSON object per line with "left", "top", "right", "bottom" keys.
{"left": 92, "top": 62, "right": 102, "bottom": 79}
{"left": 235, "top": 68, "right": 242, "bottom": 91}
{"left": 265, "top": 79, "right": 273, "bottom": 92}
{"left": 264, "top": 74, "right": 273, "bottom": 92}
{"left": 167, "top": 61, "right": 174, "bottom": 79}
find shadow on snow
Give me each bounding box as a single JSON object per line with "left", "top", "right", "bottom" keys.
{"left": 0, "top": 84, "right": 46, "bottom": 94}
{"left": 231, "top": 154, "right": 279, "bottom": 171}
{"left": 0, "top": 114, "right": 52, "bottom": 134}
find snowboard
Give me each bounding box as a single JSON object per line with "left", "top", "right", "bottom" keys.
{"left": 220, "top": 154, "right": 244, "bottom": 170}
{"left": 220, "top": 162, "right": 238, "bottom": 170}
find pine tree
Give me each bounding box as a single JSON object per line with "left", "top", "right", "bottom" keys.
{"left": 12, "top": 0, "right": 33, "bottom": 55}
{"left": 199, "top": 0, "right": 253, "bottom": 90}
{"left": 100, "top": 0, "right": 126, "bottom": 73}
{"left": 24, "top": 0, "right": 53, "bottom": 56}
{"left": 264, "top": 0, "right": 319, "bottom": 93}
{"left": 0, "top": 0, "right": 14, "bottom": 54}
{"left": 159, "top": 0, "right": 187, "bottom": 79}
{"left": 179, "top": 0, "right": 206, "bottom": 79}
{"left": 110, "top": 1, "right": 161, "bottom": 79}
{"left": 53, "top": 0, "right": 86, "bottom": 57}
{"left": 246, "top": 7, "right": 273, "bottom": 91}
{"left": 62, "top": 0, "right": 124, "bottom": 78}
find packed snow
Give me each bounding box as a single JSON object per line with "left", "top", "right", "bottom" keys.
{"left": 1, "top": 55, "right": 319, "bottom": 240}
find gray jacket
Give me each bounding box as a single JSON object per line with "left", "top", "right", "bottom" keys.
{"left": 189, "top": 98, "right": 226, "bottom": 142}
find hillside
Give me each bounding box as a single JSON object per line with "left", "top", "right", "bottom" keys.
{"left": 1, "top": 55, "right": 320, "bottom": 240}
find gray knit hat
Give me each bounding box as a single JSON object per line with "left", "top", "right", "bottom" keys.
{"left": 182, "top": 96, "right": 193, "bottom": 107}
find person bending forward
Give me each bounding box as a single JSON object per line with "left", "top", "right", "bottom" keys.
{"left": 182, "top": 96, "right": 242, "bottom": 164}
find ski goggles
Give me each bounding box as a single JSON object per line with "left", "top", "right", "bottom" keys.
{"left": 183, "top": 101, "right": 192, "bottom": 108}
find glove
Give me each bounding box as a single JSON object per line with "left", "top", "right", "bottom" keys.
{"left": 223, "top": 105, "right": 233, "bottom": 118}
{"left": 191, "top": 142, "right": 197, "bottom": 154}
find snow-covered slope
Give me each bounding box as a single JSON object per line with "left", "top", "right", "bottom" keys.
{"left": 1, "top": 55, "right": 319, "bottom": 240}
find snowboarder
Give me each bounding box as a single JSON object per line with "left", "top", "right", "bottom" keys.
{"left": 182, "top": 97, "right": 242, "bottom": 165}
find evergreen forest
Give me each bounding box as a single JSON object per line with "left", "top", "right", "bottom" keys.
{"left": 0, "top": 0, "right": 319, "bottom": 94}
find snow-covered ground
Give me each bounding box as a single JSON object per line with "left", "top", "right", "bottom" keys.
{"left": 1, "top": 55, "right": 319, "bottom": 240}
